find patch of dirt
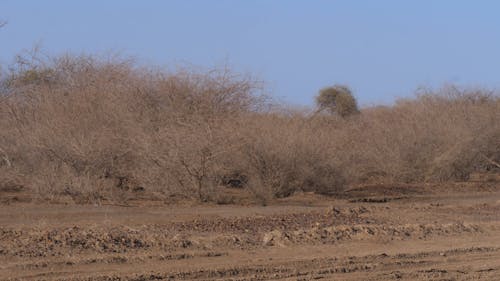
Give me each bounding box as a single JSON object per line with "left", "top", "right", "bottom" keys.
{"left": 1, "top": 182, "right": 500, "bottom": 280}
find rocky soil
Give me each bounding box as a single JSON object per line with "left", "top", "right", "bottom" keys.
{"left": 1, "top": 181, "right": 500, "bottom": 280}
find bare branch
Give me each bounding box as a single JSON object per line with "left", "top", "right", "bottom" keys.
{"left": 481, "top": 153, "right": 500, "bottom": 169}
{"left": 0, "top": 147, "right": 11, "bottom": 168}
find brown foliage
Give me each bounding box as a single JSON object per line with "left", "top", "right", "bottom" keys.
{"left": 0, "top": 55, "right": 498, "bottom": 204}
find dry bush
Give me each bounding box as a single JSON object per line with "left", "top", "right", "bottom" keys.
{"left": 224, "top": 112, "right": 346, "bottom": 199}
{"left": 0, "top": 53, "right": 264, "bottom": 203}
{"left": 336, "top": 86, "right": 500, "bottom": 183}
{"left": 1, "top": 53, "right": 499, "bottom": 205}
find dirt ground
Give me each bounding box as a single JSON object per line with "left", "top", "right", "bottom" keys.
{"left": 1, "top": 180, "right": 500, "bottom": 280}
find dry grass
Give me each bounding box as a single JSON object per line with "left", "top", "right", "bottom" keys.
{"left": 0, "top": 54, "right": 499, "bottom": 204}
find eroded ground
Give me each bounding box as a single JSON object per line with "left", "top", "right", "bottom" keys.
{"left": 1, "top": 181, "right": 500, "bottom": 280}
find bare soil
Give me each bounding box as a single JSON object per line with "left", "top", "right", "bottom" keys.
{"left": 1, "top": 181, "right": 500, "bottom": 280}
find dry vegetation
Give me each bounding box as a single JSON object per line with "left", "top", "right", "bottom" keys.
{"left": 0, "top": 54, "right": 499, "bottom": 205}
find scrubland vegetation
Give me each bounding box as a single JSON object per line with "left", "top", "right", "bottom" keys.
{"left": 0, "top": 54, "right": 499, "bottom": 204}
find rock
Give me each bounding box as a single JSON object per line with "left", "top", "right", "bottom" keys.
{"left": 262, "top": 230, "right": 284, "bottom": 246}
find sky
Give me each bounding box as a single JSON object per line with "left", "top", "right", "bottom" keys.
{"left": 1, "top": 0, "right": 500, "bottom": 106}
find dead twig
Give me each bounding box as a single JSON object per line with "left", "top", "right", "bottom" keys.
{"left": 481, "top": 153, "right": 500, "bottom": 169}
{"left": 0, "top": 147, "right": 11, "bottom": 167}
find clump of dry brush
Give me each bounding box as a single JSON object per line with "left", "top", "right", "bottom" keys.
{"left": 0, "top": 54, "right": 498, "bottom": 204}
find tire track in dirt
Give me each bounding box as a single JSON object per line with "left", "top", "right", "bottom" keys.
{"left": 8, "top": 246, "right": 500, "bottom": 280}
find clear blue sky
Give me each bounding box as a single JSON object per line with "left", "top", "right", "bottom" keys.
{"left": 2, "top": 0, "right": 500, "bottom": 106}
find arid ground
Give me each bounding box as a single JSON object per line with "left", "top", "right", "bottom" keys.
{"left": 1, "top": 180, "right": 500, "bottom": 281}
